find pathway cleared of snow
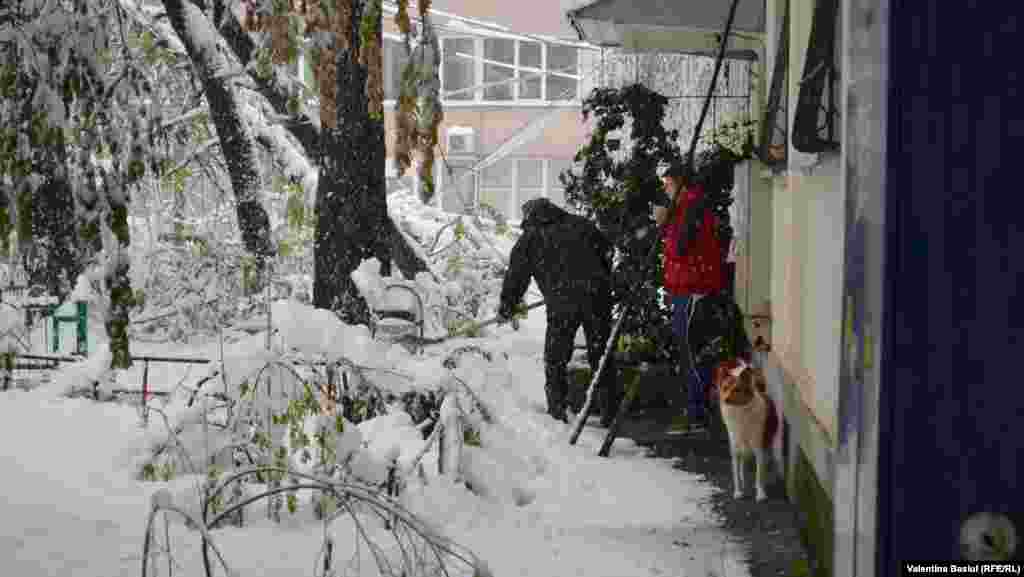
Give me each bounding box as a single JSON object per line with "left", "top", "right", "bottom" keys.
{"left": 0, "top": 305, "right": 748, "bottom": 577}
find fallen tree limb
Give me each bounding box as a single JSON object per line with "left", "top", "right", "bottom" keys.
{"left": 415, "top": 300, "right": 545, "bottom": 346}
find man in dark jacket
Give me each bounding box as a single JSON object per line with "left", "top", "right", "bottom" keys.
{"left": 498, "top": 198, "right": 620, "bottom": 424}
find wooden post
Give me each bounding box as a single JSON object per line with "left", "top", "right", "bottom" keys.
{"left": 202, "top": 394, "right": 210, "bottom": 468}
{"left": 76, "top": 301, "right": 88, "bottom": 355}
{"left": 50, "top": 304, "right": 58, "bottom": 353}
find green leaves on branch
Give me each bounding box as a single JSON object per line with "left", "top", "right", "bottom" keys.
{"left": 0, "top": 206, "right": 11, "bottom": 257}
{"left": 445, "top": 254, "right": 463, "bottom": 276}
{"left": 511, "top": 302, "right": 530, "bottom": 321}
{"left": 240, "top": 255, "right": 259, "bottom": 292}
{"left": 447, "top": 319, "right": 480, "bottom": 338}
{"left": 319, "top": 0, "right": 336, "bottom": 20}
{"left": 563, "top": 84, "right": 682, "bottom": 242}
{"left": 463, "top": 426, "right": 481, "bottom": 447}
{"left": 275, "top": 177, "right": 314, "bottom": 258}
{"left": 15, "top": 186, "right": 31, "bottom": 246}
{"left": 255, "top": 48, "right": 274, "bottom": 81}
{"left": 393, "top": 0, "right": 443, "bottom": 203}
{"left": 190, "top": 112, "right": 211, "bottom": 144}
{"left": 564, "top": 84, "right": 683, "bottom": 362}
{"left": 0, "top": 64, "right": 16, "bottom": 99}
{"left": 359, "top": 0, "right": 383, "bottom": 60}
{"left": 616, "top": 334, "right": 655, "bottom": 354}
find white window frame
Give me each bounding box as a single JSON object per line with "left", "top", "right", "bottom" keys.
{"left": 542, "top": 43, "right": 581, "bottom": 103}
{"left": 382, "top": 33, "right": 587, "bottom": 108}
{"left": 473, "top": 157, "right": 558, "bottom": 222}
{"left": 441, "top": 35, "right": 481, "bottom": 102}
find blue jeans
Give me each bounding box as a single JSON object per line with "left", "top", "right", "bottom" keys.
{"left": 671, "top": 295, "right": 711, "bottom": 423}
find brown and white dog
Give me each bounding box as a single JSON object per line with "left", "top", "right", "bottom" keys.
{"left": 714, "top": 358, "right": 779, "bottom": 501}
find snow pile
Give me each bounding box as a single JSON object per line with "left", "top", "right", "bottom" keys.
{"left": 350, "top": 410, "right": 425, "bottom": 481}
{"left": 269, "top": 298, "right": 375, "bottom": 363}
{"left": 0, "top": 297, "right": 748, "bottom": 577}
{"left": 382, "top": 188, "right": 530, "bottom": 335}
{"left": 37, "top": 346, "right": 112, "bottom": 398}
{"left": 0, "top": 303, "right": 24, "bottom": 353}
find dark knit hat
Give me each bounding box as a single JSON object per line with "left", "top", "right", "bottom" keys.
{"left": 662, "top": 154, "right": 695, "bottom": 182}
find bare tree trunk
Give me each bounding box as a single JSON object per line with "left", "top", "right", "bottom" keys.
{"left": 162, "top": 0, "right": 274, "bottom": 275}
{"left": 30, "top": 173, "right": 81, "bottom": 300}
{"left": 20, "top": 78, "right": 82, "bottom": 300}
{"left": 107, "top": 196, "right": 133, "bottom": 368}
{"left": 312, "top": 0, "right": 390, "bottom": 325}
{"left": 216, "top": 7, "right": 429, "bottom": 282}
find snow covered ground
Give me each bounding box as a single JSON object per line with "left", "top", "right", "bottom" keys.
{"left": 0, "top": 188, "right": 748, "bottom": 576}
{"left": 0, "top": 300, "right": 749, "bottom": 577}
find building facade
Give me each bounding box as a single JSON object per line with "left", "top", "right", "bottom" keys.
{"left": 571, "top": 0, "right": 1024, "bottom": 575}
{"left": 380, "top": 1, "right": 600, "bottom": 221}
{"left": 569, "top": 0, "right": 848, "bottom": 574}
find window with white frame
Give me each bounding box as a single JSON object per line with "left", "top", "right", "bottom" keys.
{"left": 545, "top": 44, "right": 579, "bottom": 101}
{"left": 515, "top": 159, "right": 544, "bottom": 219}
{"left": 479, "top": 158, "right": 516, "bottom": 215}
{"left": 432, "top": 36, "right": 581, "bottom": 104}
{"left": 548, "top": 159, "right": 573, "bottom": 206}
{"left": 483, "top": 38, "right": 516, "bottom": 101}
{"left": 441, "top": 161, "right": 476, "bottom": 214}
{"left": 473, "top": 158, "right": 553, "bottom": 220}
{"left": 519, "top": 41, "right": 543, "bottom": 99}
{"left": 443, "top": 37, "right": 478, "bottom": 101}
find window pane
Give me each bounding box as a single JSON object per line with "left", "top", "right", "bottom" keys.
{"left": 484, "top": 64, "right": 515, "bottom": 101}
{"left": 478, "top": 187, "right": 505, "bottom": 216}
{"left": 518, "top": 159, "right": 543, "bottom": 188}
{"left": 546, "top": 75, "right": 578, "bottom": 100}
{"left": 384, "top": 39, "right": 408, "bottom": 100}
{"left": 484, "top": 38, "right": 515, "bottom": 65}
{"left": 520, "top": 41, "right": 542, "bottom": 68}
{"left": 442, "top": 164, "right": 476, "bottom": 214}
{"left": 482, "top": 158, "right": 515, "bottom": 187}
{"left": 548, "top": 159, "right": 572, "bottom": 206}
{"left": 549, "top": 159, "right": 573, "bottom": 189}
{"left": 547, "top": 184, "right": 566, "bottom": 207}
{"left": 520, "top": 71, "right": 542, "bottom": 99}
{"left": 546, "top": 45, "right": 578, "bottom": 75}
{"left": 513, "top": 188, "right": 543, "bottom": 220}
{"left": 443, "top": 38, "right": 476, "bottom": 100}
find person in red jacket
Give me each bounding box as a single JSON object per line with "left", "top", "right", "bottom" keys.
{"left": 654, "top": 162, "right": 726, "bottom": 432}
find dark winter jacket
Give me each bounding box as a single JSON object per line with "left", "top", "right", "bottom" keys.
{"left": 500, "top": 198, "right": 613, "bottom": 316}
{"left": 689, "top": 293, "right": 753, "bottom": 368}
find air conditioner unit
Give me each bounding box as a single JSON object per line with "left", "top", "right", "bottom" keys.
{"left": 446, "top": 126, "right": 476, "bottom": 156}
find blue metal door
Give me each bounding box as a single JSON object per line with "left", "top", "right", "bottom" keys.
{"left": 880, "top": 1, "right": 1024, "bottom": 571}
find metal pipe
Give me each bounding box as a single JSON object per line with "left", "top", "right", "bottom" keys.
{"left": 16, "top": 353, "right": 211, "bottom": 364}
{"left": 130, "top": 355, "right": 211, "bottom": 364}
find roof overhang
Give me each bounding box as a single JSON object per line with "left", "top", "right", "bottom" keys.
{"left": 567, "top": 0, "right": 765, "bottom": 60}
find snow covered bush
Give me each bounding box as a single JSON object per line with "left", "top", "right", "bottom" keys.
{"left": 136, "top": 299, "right": 497, "bottom": 577}
{"left": 373, "top": 189, "right": 520, "bottom": 340}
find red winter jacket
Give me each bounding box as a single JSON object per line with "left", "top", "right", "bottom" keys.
{"left": 661, "top": 184, "right": 725, "bottom": 296}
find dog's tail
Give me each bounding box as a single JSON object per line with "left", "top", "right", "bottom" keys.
{"left": 763, "top": 396, "right": 780, "bottom": 449}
